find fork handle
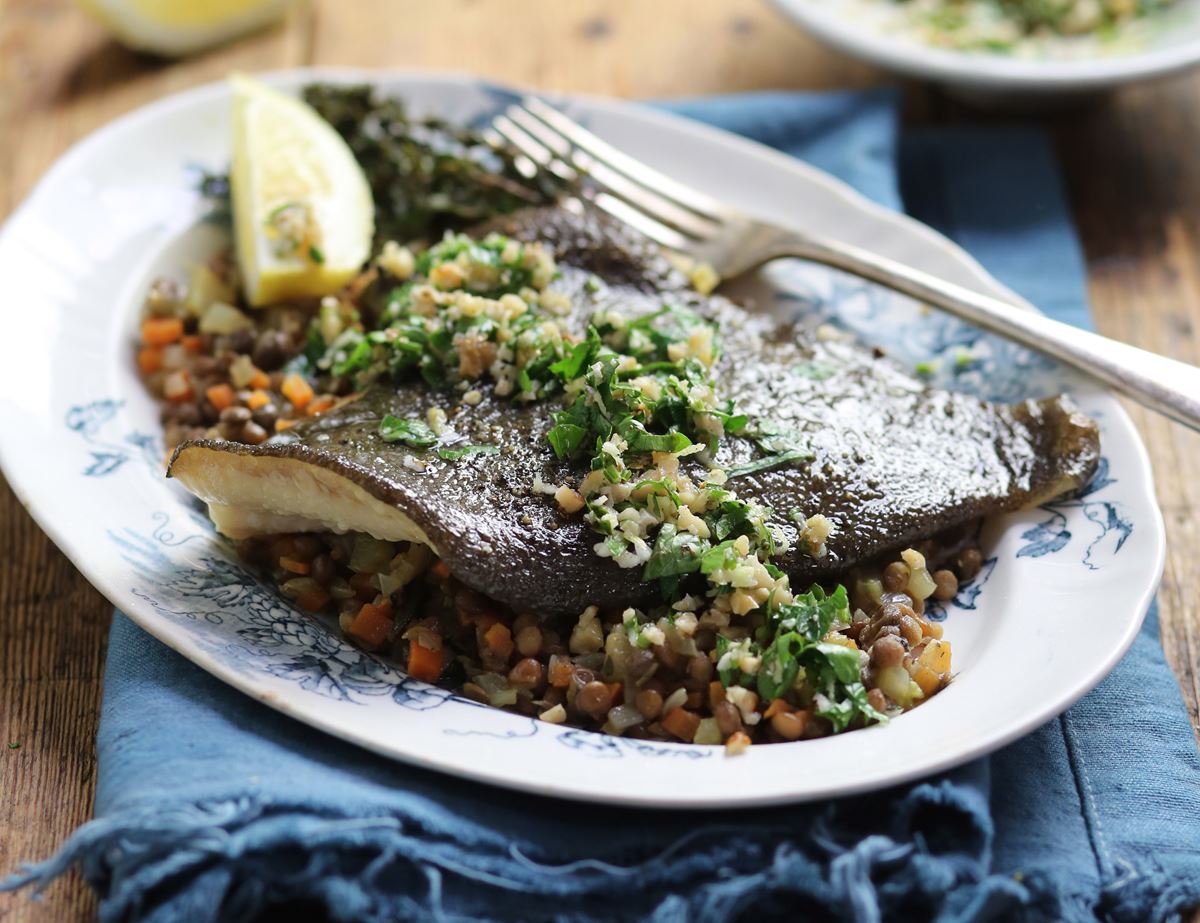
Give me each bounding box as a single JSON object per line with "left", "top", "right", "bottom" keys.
{"left": 763, "top": 230, "right": 1200, "bottom": 432}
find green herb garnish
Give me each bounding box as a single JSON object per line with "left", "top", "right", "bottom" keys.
{"left": 726, "top": 448, "right": 812, "bottom": 479}
{"left": 437, "top": 444, "right": 500, "bottom": 461}
{"left": 379, "top": 415, "right": 438, "bottom": 447}
{"left": 303, "top": 84, "right": 576, "bottom": 246}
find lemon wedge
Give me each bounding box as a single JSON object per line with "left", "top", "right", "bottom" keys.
{"left": 230, "top": 74, "right": 375, "bottom": 307}
{"left": 79, "top": 0, "right": 298, "bottom": 57}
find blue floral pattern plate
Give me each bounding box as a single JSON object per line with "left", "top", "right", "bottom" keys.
{"left": 0, "top": 71, "right": 1165, "bottom": 807}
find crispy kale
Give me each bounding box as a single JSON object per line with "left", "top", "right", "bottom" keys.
{"left": 302, "top": 83, "right": 574, "bottom": 246}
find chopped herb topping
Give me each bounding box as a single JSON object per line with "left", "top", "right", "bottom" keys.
{"left": 379, "top": 415, "right": 438, "bottom": 447}
{"left": 303, "top": 84, "right": 575, "bottom": 246}
{"left": 298, "top": 222, "right": 880, "bottom": 733}
{"left": 437, "top": 444, "right": 500, "bottom": 461}
{"left": 726, "top": 448, "right": 812, "bottom": 480}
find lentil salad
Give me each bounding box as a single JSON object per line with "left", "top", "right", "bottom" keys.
{"left": 883, "top": 0, "right": 1177, "bottom": 52}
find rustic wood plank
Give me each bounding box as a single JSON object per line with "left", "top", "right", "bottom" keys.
{"left": 304, "top": 0, "right": 877, "bottom": 94}
{"left": 0, "top": 2, "right": 313, "bottom": 921}
{"left": 0, "top": 2, "right": 1196, "bottom": 921}
{"left": 1050, "top": 76, "right": 1200, "bottom": 742}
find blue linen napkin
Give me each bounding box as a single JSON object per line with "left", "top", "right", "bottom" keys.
{"left": 6, "top": 90, "right": 1200, "bottom": 923}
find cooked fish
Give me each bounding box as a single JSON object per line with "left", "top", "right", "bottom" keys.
{"left": 169, "top": 207, "right": 1100, "bottom": 616}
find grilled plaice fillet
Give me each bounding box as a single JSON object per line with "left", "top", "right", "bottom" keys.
{"left": 168, "top": 207, "right": 1101, "bottom": 616}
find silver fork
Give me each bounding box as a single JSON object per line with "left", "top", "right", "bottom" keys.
{"left": 487, "top": 97, "right": 1200, "bottom": 433}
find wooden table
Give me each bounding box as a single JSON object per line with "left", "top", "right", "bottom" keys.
{"left": 1, "top": 2, "right": 1197, "bottom": 919}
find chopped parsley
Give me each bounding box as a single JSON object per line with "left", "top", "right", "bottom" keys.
{"left": 437, "top": 444, "right": 500, "bottom": 461}
{"left": 726, "top": 448, "right": 812, "bottom": 480}
{"left": 379, "top": 415, "right": 438, "bottom": 447}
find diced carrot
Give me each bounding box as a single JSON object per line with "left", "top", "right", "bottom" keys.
{"left": 275, "top": 418, "right": 297, "bottom": 432}
{"left": 137, "top": 346, "right": 163, "bottom": 375}
{"left": 281, "top": 372, "right": 314, "bottom": 410}
{"left": 661, "top": 707, "right": 701, "bottom": 742}
{"left": 306, "top": 394, "right": 335, "bottom": 417}
{"left": 429, "top": 560, "right": 451, "bottom": 583}
{"left": 163, "top": 370, "right": 193, "bottom": 403}
{"left": 294, "top": 584, "right": 330, "bottom": 612}
{"left": 205, "top": 383, "right": 235, "bottom": 411}
{"left": 141, "top": 316, "right": 184, "bottom": 346}
{"left": 348, "top": 599, "right": 394, "bottom": 649}
{"left": 407, "top": 640, "right": 444, "bottom": 683}
{"left": 708, "top": 681, "right": 726, "bottom": 709}
{"left": 763, "top": 698, "right": 790, "bottom": 720}
{"left": 247, "top": 389, "right": 271, "bottom": 410}
{"left": 482, "top": 622, "right": 514, "bottom": 661}
{"left": 279, "top": 556, "right": 310, "bottom": 575}
{"left": 182, "top": 334, "right": 207, "bottom": 354}
{"left": 249, "top": 368, "right": 271, "bottom": 390}
{"left": 548, "top": 655, "right": 573, "bottom": 688}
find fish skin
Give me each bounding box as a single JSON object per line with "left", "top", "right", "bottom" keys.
{"left": 169, "top": 207, "right": 1100, "bottom": 616}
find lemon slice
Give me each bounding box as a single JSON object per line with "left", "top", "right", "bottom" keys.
{"left": 79, "top": 0, "right": 298, "bottom": 57}
{"left": 230, "top": 74, "right": 375, "bottom": 307}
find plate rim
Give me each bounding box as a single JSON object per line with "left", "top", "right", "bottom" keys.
{"left": 0, "top": 67, "right": 1167, "bottom": 807}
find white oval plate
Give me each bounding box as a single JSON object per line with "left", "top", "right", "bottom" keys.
{"left": 0, "top": 70, "right": 1164, "bottom": 808}
{"left": 771, "top": 0, "right": 1200, "bottom": 96}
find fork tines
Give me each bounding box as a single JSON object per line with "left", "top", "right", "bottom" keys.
{"left": 487, "top": 96, "right": 733, "bottom": 250}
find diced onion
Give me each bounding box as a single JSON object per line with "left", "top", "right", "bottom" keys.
{"left": 349, "top": 534, "right": 395, "bottom": 573}
{"left": 662, "top": 688, "right": 688, "bottom": 715}
{"left": 604, "top": 704, "right": 644, "bottom": 734}
{"left": 198, "top": 301, "right": 251, "bottom": 335}
{"left": 473, "top": 672, "right": 517, "bottom": 707}
{"left": 693, "top": 717, "right": 722, "bottom": 745}
{"left": 907, "top": 567, "right": 937, "bottom": 601}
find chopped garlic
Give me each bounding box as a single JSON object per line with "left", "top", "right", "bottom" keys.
{"left": 724, "top": 685, "right": 761, "bottom": 725}
{"left": 798, "top": 514, "right": 834, "bottom": 558}
{"left": 555, "top": 484, "right": 585, "bottom": 514}
{"left": 377, "top": 241, "right": 415, "bottom": 279}
{"left": 426, "top": 407, "right": 448, "bottom": 436}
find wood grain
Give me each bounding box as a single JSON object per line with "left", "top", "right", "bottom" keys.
{"left": 0, "top": 2, "right": 1197, "bottom": 920}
